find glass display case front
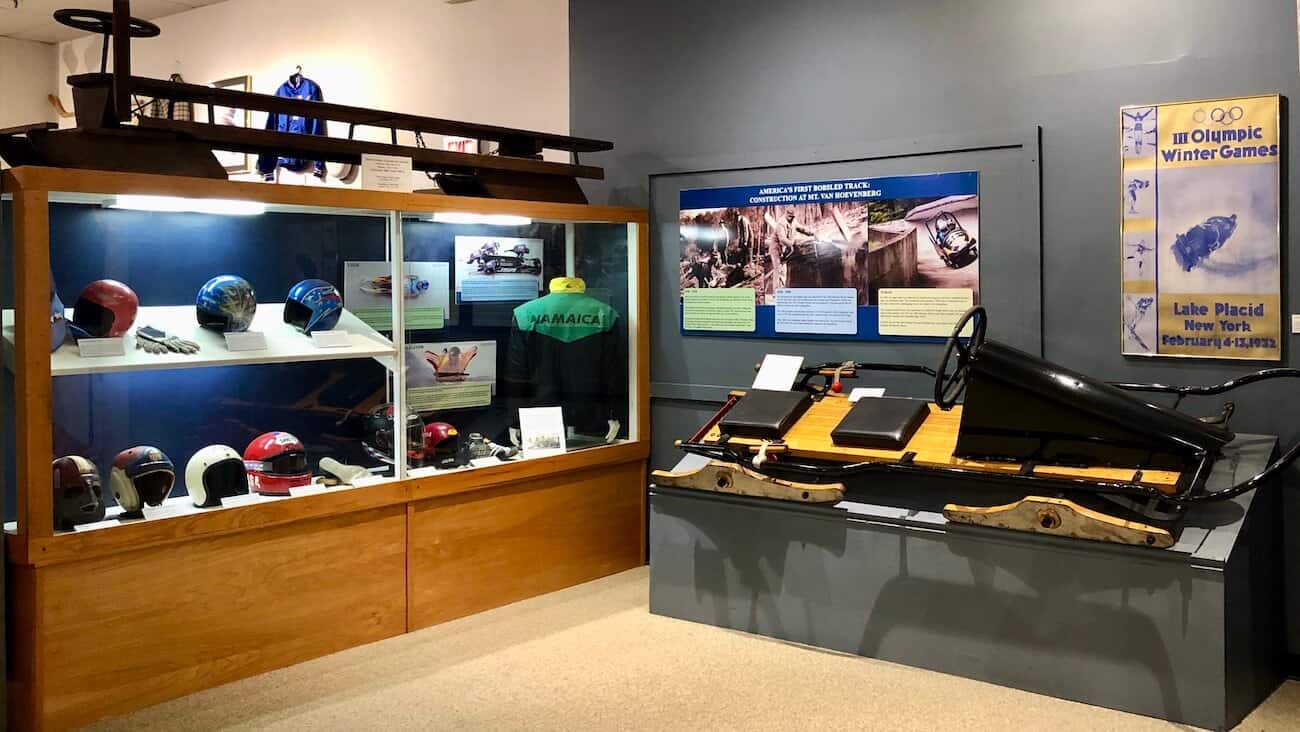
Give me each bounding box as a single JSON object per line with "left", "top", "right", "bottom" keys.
{"left": 398, "top": 216, "right": 635, "bottom": 478}
{"left": 0, "top": 182, "right": 642, "bottom": 537}
{"left": 29, "top": 194, "right": 400, "bottom": 532}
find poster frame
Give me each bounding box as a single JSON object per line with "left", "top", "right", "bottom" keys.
{"left": 1119, "top": 93, "right": 1283, "bottom": 362}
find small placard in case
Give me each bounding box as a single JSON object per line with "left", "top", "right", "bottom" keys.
{"left": 77, "top": 337, "right": 126, "bottom": 358}
{"left": 311, "top": 331, "right": 351, "bottom": 348}
{"left": 224, "top": 331, "right": 268, "bottom": 352}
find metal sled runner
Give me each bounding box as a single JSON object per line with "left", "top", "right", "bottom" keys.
{"left": 654, "top": 306, "right": 1299, "bottom": 548}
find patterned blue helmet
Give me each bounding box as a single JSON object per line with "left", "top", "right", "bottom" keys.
{"left": 284, "top": 279, "right": 343, "bottom": 334}
{"left": 196, "top": 275, "right": 257, "bottom": 333}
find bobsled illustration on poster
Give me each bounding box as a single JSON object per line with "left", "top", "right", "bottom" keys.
{"left": 677, "top": 171, "right": 980, "bottom": 341}
{"left": 1120, "top": 94, "right": 1281, "bottom": 360}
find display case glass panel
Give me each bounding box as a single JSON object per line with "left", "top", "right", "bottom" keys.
{"left": 11, "top": 191, "right": 402, "bottom": 533}
{"left": 0, "top": 181, "right": 645, "bottom": 538}
{"left": 397, "top": 215, "right": 637, "bottom": 474}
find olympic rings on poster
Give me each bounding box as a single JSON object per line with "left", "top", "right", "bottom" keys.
{"left": 1192, "top": 106, "right": 1245, "bottom": 125}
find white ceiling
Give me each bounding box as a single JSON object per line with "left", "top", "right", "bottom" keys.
{"left": 0, "top": 0, "right": 230, "bottom": 43}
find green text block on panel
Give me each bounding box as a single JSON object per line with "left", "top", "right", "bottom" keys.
{"left": 683, "top": 288, "right": 756, "bottom": 332}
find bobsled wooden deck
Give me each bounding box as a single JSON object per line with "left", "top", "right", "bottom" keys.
{"left": 702, "top": 394, "right": 1184, "bottom": 494}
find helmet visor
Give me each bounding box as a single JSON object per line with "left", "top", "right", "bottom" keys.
{"left": 244, "top": 450, "right": 308, "bottom": 476}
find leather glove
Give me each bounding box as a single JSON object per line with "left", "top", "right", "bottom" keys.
{"left": 135, "top": 325, "right": 200, "bottom": 355}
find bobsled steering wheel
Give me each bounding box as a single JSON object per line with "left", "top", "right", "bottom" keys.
{"left": 934, "top": 305, "right": 987, "bottom": 409}
{"left": 53, "top": 8, "right": 161, "bottom": 37}
{"left": 54, "top": 9, "right": 161, "bottom": 74}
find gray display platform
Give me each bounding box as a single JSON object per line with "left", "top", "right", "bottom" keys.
{"left": 648, "top": 435, "right": 1286, "bottom": 731}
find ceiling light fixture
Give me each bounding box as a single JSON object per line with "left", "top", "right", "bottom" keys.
{"left": 104, "top": 195, "right": 267, "bottom": 216}
{"left": 431, "top": 212, "right": 532, "bottom": 226}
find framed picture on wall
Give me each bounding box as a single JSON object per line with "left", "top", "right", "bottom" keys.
{"left": 1118, "top": 94, "right": 1281, "bottom": 361}
{"left": 209, "top": 75, "right": 253, "bottom": 174}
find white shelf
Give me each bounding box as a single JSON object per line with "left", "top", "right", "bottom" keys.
{"left": 2, "top": 472, "right": 400, "bottom": 537}
{"left": 2, "top": 304, "right": 396, "bottom": 376}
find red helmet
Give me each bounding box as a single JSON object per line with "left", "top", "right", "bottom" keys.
{"left": 423, "top": 422, "right": 459, "bottom": 457}
{"left": 71, "top": 279, "right": 139, "bottom": 338}
{"left": 243, "top": 431, "right": 310, "bottom": 495}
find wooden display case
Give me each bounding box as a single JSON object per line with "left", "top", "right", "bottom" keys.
{"left": 1, "top": 167, "right": 649, "bottom": 731}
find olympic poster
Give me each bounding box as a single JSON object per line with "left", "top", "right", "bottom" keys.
{"left": 678, "top": 171, "right": 980, "bottom": 341}
{"left": 1121, "top": 94, "right": 1281, "bottom": 360}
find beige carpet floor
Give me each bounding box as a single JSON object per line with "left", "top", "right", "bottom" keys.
{"left": 82, "top": 567, "right": 1300, "bottom": 731}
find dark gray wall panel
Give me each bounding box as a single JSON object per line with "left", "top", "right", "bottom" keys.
{"left": 571, "top": 0, "right": 1300, "bottom": 652}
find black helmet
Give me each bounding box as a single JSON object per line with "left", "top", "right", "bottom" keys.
{"left": 362, "top": 403, "right": 424, "bottom": 465}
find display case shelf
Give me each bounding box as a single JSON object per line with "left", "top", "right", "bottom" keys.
{"left": 2, "top": 304, "right": 395, "bottom": 376}
{"left": 2, "top": 472, "right": 398, "bottom": 537}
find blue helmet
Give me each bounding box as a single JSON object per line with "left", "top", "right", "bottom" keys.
{"left": 196, "top": 275, "right": 257, "bottom": 332}
{"left": 284, "top": 279, "right": 343, "bottom": 334}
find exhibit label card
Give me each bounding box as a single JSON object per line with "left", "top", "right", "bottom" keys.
{"left": 224, "top": 331, "right": 268, "bottom": 351}
{"left": 454, "top": 236, "right": 544, "bottom": 303}
{"left": 408, "top": 382, "right": 492, "bottom": 411}
{"left": 311, "top": 331, "right": 352, "bottom": 348}
{"left": 682, "top": 288, "right": 756, "bottom": 332}
{"left": 775, "top": 288, "right": 857, "bottom": 335}
{"left": 343, "top": 261, "right": 450, "bottom": 331}
{"left": 752, "top": 354, "right": 804, "bottom": 391}
{"left": 848, "top": 387, "right": 887, "bottom": 402}
{"left": 519, "top": 406, "right": 567, "bottom": 457}
{"left": 877, "top": 288, "right": 973, "bottom": 337}
{"left": 461, "top": 279, "right": 537, "bottom": 303}
{"left": 1120, "top": 94, "right": 1281, "bottom": 360}
{"left": 406, "top": 340, "right": 496, "bottom": 411}
{"left": 77, "top": 337, "right": 126, "bottom": 358}
{"left": 361, "top": 154, "right": 413, "bottom": 193}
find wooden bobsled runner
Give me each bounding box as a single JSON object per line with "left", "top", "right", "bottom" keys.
{"left": 651, "top": 460, "right": 844, "bottom": 503}
{"left": 943, "top": 496, "right": 1175, "bottom": 549}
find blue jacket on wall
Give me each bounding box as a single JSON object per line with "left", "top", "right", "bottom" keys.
{"left": 256, "top": 75, "right": 328, "bottom": 180}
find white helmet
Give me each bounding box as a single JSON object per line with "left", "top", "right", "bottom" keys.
{"left": 185, "top": 445, "right": 249, "bottom": 508}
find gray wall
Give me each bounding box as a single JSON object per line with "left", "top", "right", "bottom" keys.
{"left": 571, "top": 0, "right": 1300, "bottom": 655}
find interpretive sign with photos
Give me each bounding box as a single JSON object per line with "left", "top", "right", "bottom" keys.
{"left": 678, "top": 171, "right": 980, "bottom": 341}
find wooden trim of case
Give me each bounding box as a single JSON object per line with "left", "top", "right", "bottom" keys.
{"left": 3, "top": 167, "right": 649, "bottom": 224}
{"left": 13, "top": 189, "right": 53, "bottom": 554}
{"left": 10, "top": 442, "right": 648, "bottom": 568}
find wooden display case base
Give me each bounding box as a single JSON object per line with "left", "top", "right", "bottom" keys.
{"left": 410, "top": 460, "right": 646, "bottom": 629}
{"left": 7, "top": 456, "right": 647, "bottom": 731}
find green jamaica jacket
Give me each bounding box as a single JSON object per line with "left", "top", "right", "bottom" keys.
{"left": 507, "top": 292, "right": 624, "bottom": 433}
